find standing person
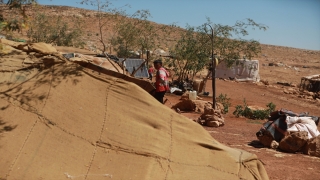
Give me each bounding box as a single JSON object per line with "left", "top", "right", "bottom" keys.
{"left": 148, "top": 65, "right": 154, "bottom": 80}
{"left": 153, "top": 59, "right": 169, "bottom": 104}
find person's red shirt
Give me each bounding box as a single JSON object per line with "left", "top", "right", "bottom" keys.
{"left": 148, "top": 67, "right": 154, "bottom": 74}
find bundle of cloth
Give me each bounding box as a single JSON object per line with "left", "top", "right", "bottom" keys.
{"left": 286, "top": 116, "right": 320, "bottom": 139}
{"left": 256, "top": 109, "right": 319, "bottom": 147}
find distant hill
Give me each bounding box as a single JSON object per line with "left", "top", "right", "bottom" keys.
{"left": 0, "top": 4, "right": 319, "bottom": 86}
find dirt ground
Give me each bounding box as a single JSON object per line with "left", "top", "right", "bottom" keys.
{"left": 164, "top": 79, "right": 320, "bottom": 180}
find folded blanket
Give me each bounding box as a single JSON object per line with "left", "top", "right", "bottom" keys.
{"left": 286, "top": 116, "right": 320, "bottom": 139}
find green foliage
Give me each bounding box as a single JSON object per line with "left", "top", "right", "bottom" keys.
{"left": 112, "top": 9, "right": 168, "bottom": 59}
{"left": 168, "top": 26, "right": 211, "bottom": 81}
{"left": 0, "top": 0, "right": 37, "bottom": 32}
{"left": 216, "top": 93, "right": 231, "bottom": 114}
{"left": 27, "top": 13, "right": 85, "bottom": 47}
{"left": 233, "top": 99, "right": 276, "bottom": 120}
{"left": 168, "top": 18, "right": 267, "bottom": 83}
{"left": 81, "top": 0, "right": 129, "bottom": 53}
{"left": 200, "top": 18, "right": 268, "bottom": 67}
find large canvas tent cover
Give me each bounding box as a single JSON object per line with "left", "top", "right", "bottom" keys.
{"left": 0, "top": 41, "right": 268, "bottom": 179}
{"left": 216, "top": 59, "right": 260, "bottom": 82}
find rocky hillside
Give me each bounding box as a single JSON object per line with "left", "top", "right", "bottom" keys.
{"left": 1, "top": 4, "right": 319, "bottom": 84}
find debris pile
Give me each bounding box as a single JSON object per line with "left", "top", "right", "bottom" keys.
{"left": 283, "top": 87, "right": 320, "bottom": 102}
{"left": 197, "top": 105, "right": 225, "bottom": 127}
{"left": 172, "top": 92, "right": 225, "bottom": 127}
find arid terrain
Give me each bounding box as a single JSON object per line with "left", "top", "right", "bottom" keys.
{"left": 164, "top": 79, "right": 320, "bottom": 180}
{"left": 1, "top": 4, "right": 320, "bottom": 180}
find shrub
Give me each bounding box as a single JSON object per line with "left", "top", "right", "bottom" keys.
{"left": 216, "top": 93, "right": 231, "bottom": 114}
{"left": 27, "top": 13, "right": 85, "bottom": 48}
{"left": 233, "top": 99, "right": 276, "bottom": 120}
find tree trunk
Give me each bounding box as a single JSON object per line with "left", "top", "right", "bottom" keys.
{"left": 200, "top": 69, "right": 212, "bottom": 93}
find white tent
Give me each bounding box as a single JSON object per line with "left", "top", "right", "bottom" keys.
{"left": 216, "top": 59, "right": 260, "bottom": 82}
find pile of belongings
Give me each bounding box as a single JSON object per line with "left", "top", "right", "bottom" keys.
{"left": 256, "top": 109, "right": 320, "bottom": 157}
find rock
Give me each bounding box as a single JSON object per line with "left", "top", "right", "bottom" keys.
{"left": 284, "top": 88, "right": 297, "bottom": 94}
{"left": 302, "top": 135, "right": 320, "bottom": 157}
{"left": 306, "top": 92, "right": 314, "bottom": 96}
{"left": 171, "top": 99, "right": 212, "bottom": 113}
{"left": 287, "top": 88, "right": 294, "bottom": 92}
{"left": 293, "top": 67, "right": 300, "bottom": 71}
{"left": 290, "top": 83, "right": 297, "bottom": 87}
{"left": 257, "top": 130, "right": 274, "bottom": 147}
{"left": 206, "top": 121, "right": 220, "bottom": 127}
{"left": 297, "top": 95, "right": 304, "bottom": 98}
{"left": 260, "top": 79, "right": 269, "bottom": 85}
{"left": 306, "top": 96, "right": 314, "bottom": 100}
{"left": 275, "top": 62, "right": 284, "bottom": 67}
{"left": 277, "top": 82, "right": 291, "bottom": 86}
{"left": 172, "top": 99, "right": 194, "bottom": 111}
{"left": 283, "top": 89, "right": 290, "bottom": 94}
{"left": 193, "top": 100, "right": 213, "bottom": 113}
{"left": 279, "top": 131, "right": 308, "bottom": 153}
{"left": 247, "top": 105, "right": 265, "bottom": 111}
{"left": 270, "top": 140, "right": 279, "bottom": 149}
{"left": 180, "top": 91, "right": 190, "bottom": 100}
{"left": 198, "top": 104, "right": 225, "bottom": 127}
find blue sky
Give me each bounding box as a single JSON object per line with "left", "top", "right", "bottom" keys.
{"left": 38, "top": 0, "right": 320, "bottom": 50}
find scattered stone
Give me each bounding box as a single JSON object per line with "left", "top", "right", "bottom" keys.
{"left": 198, "top": 105, "right": 225, "bottom": 127}
{"left": 277, "top": 82, "right": 291, "bottom": 86}
{"left": 260, "top": 79, "right": 269, "bottom": 85}
{"left": 306, "top": 96, "right": 313, "bottom": 100}
{"left": 293, "top": 67, "right": 300, "bottom": 71}
{"left": 257, "top": 130, "right": 274, "bottom": 147}
{"left": 279, "top": 131, "right": 308, "bottom": 153}
{"left": 270, "top": 140, "right": 279, "bottom": 149}
{"left": 172, "top": 99, "right": 213, "bottom": 113}
{"left": 275, "top": 62, "right": 284, "bottom": 67}
{"left": 290, "top": 83, "right": 297, "bottom": 87}
{"left": 302, "top": 135, "right": 320, "bottom": 157}
{"left": 206, "top": 121, "right": 220, "bottom": 127}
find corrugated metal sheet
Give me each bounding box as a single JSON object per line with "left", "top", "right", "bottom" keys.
{"left": 119, "top": 58, "right": 149, "bottom": 78}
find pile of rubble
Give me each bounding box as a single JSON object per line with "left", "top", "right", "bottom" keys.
{"left": 283, "top": 87, "right": 320, "bottom": 102}
{"left": 172, "top": 91, "right": 225, "bottom": 127}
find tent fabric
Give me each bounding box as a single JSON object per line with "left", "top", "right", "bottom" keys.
{"left": 0, "top": 62, "right": 268, "bottom": 180}
{"left": 216, "top": 59, "right": 260, "bottom": 82}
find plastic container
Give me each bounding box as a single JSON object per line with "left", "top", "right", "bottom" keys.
{"left": 189, "top": 90, "right": 197, "bottom": 100}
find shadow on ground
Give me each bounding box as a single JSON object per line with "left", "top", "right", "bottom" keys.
{"left": 248, "top": 140, "right": 265, "bottom": 148}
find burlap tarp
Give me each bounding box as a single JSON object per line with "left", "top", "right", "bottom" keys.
{"left": 0, "top": 62, "right": 269, "bottom": 179}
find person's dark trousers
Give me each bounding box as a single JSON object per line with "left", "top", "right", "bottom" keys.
{"left": 154, "top": 91, "right": 166, "bottom": 104}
